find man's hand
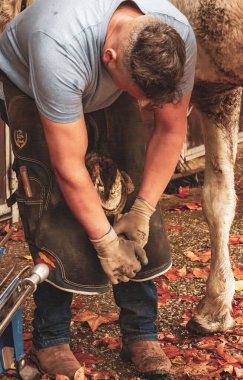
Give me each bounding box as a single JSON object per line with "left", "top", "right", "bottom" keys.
{"left": 90, "top": 227, "right": 148, "bottom": 284}
{"left": 114, "top": 197, "right": 155, "bottom": 248}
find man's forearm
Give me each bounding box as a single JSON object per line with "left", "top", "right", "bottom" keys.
{"left": 54, "top": 165, "right": 110, "bottom": 240}
{"left": 138, "top": 123, "right": 187, "bottom": 207}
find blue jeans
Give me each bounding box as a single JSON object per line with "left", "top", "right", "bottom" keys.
{"left": 32, "top": 280, "right": 158, "bottom": 348}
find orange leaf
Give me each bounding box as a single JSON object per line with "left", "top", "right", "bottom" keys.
{"left": 163, "top": 266, "right": 187, "bottom": 281}
{"left": 164, "top": 224, "right": 183, "bottom": 231}
{"left": 94, "top": 335, "right": 122, "bottom": 350}
{"left": 191, "top": 266, "right": 210, "bottom": 279}
{"left": 74, "top": 351, "right": 100, "bottom": 365}
{"left": 235, "top": 316, "right": 243, "bottom": 325}
{"left": 176, "top": 186, "right": 190, "bottom": 198}
{"left": 233, "top": 264, "right": 243, "bottom": 280}
{"left": 73, "top": 311, "right": 118, "bottom": 332}
{"left": 184, "top": 250, "right": 211, "bottom": 263}
{"left": 216, "top": 342, "right": 238, "bottom": 364}
{"left": 235, "top": 367, "right": 243, "bottom": 379}
{"left": 229, "top": 235, "right": 243, "bottom": 245}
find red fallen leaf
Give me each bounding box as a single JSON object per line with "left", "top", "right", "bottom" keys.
{"left": 73, "top": 351, "right": 100, "bottom": 365}
{"left": 94, "top": 335, "right": 122, "bottom": 350}
{"left": 163, "top": 266, "right": 187, "bottom": 281}
{"left": 167, "top": 201, "right": 202, "bottom": 211}
{"left": 179, "top": 295, "right": 201, "bottom": 302}
{"left": 229, "top": 235, "right": 243, "bottom": 245}
{"left": 11, "top": 229, "right": 25, "bottom": 241}
{"left": 180, "top": 309, "right": 194, "bottom": 326}
{"left": 23, "top": 331, "right": 32, "bottom": 340}
{"left": 233, "top": 264, "right": 243, "bottom": 280}
{"left": 210, "top": 364, "right": 234, "bottom": 378}
{"left": 216, "top": 342, "right": 238, "bottom": 364}
{"left": 191, "top": 266, "right": 210, "bottom": 279}
{"left": 184, "top": 201, "right": 202, "bottom": 210}
{"left": 72, "top": 311, "right": 119, "bottom": 332}
{"left": 196, "top": 337, "right": 218, "bottom": 350}
{"left": 164, "top": 224, "right": 184, "bottom": 231}
{"left": 235, "top": 367, "right": 243, "bottom": 379}
{"left": 24, "top": 340, "right": 32, "bottom": 354}
{"left": 72, "top": 298, "right": 84, "bottom": 310}
{"left": 162, "top": 345, "right": 182, "bottom": 358}
{"left": 176, "top": 186, "right": 190, "bottom": 198}
{"left": 184, "top": 250, "right": 211, "bottom": 263}
{"left": 235, "top": 316, "right": 243, "bottom": 324}
{"left": 158, "top": 292, "right": 173, "bottom": 307}
{"left": 234, "top": 354, "right": 243, "bottom": 365}
{"left": 84, "top": 367, "right": 117, "bottom": 379}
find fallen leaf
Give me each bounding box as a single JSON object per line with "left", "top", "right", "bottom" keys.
{"left": 162, "top": 345, "right": 182, "bottom": 358}
{"left": 23, "top": 331, "right": 32, "bottom": 340}
{"left": 94, "top": 335, "right": 122, "bottom": 350}
{"left": 72, "top": 311, "right": 119, "bottom": 332}
{"left": 235, "top": 367, "right": 243, "bottom": 378}
{"left": 216, "top": 342, "right": 238, "bottom": 363}
{"left": 235, "top": 280, "right": 243, "bottom": 291}
{"left": 179, "top": 295, "right": 201, "bottom": 302}
{"left": 191, "top": 266, "right": 210, "bottom": 279}
{"left": 176, "top": 186, "right": 190, "bottom": 198}
{"left": 163, "top": 266, "right": 187, "bottom": 281}
{"left": 74, "top": 351, "right": 100, "bottom": 365}
{"left": 74, "top": 367, "right": 87, "bottom": 380}
{"left": 84, "top": 367, "right": 118, "bottom": 379}
{"left": 164, "top": 224, "right": 184, "bottom": 231}
{"left": 22, "top": 255, "right": 32, "bottom": 260}
{"left": 167, "top": 201, "right": 202, "bottom": 211}
{"left": 233, "top": 264, "right": 243, "bottom": 280}
{"left": 56, "top": 375, "right": 70, "bottom": 380}
{"left": 184, "top": 250, "right": 211, "bottom": 263}
{"left": 235, "top": 316, "right": 243, "bottom": 325}
{"left": 229, "top": 235, "right": 243, "bottom": 245}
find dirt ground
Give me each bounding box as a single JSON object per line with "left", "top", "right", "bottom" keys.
{"left": 0, "top": 144, "right": 242, "bottom": 380}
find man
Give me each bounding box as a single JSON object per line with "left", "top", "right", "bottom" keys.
{"left": 0, "top": 0, "right": 196, "bottom": 378}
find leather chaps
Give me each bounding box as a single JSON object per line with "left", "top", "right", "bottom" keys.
{"left": 0, "top": 71, "right": 171, "bottom": 294}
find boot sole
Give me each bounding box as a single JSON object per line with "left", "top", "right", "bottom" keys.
{"left": 120, "top": 349, "right": 170, "bottom": 378}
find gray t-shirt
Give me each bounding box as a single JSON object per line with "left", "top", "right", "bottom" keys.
{"left": 0, "top": 0, "right": 196, "bottom": 123}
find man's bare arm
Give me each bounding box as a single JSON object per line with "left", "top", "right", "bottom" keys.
{"left": 39, "top": 113, "right": 110, "bottom": 239}
{"left": 138, "top": 93, "right": 191, "bottom": 207}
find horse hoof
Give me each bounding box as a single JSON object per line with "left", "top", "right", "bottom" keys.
{"left": 186, "top": 317, "right": 210, "bottom": 335}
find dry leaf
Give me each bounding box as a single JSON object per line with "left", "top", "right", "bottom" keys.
{"left": 73, "top": 311, "right": 118, "bottom": 332}
{"left": 74, "top": 367, "right": 87, "bottom": 380}
{"left": 176, "top": 186, "right": 190, "bottom": 198}
{"left": 235, "top": 367, "right": 243, "bottom": 378}
{"left": 235, "top": 280, "right": 243, "bottom": 291}
{"left": 94, "top": 335, "right": 122, "bottom": 350}
{"left": 233, "top": 264, "right": 243, "bottom": 280}
{"left": 184, "top": 250, "right": 211, "bottom": 263}
{"left": 163, "top": 266, "right": 187, "bottom": 281}
{"left": 164, "top": 224, "right": 183, "bottom": 231}
{"left": 229, "top": 235, "right": 243, "bottom": 245}
{"left": 191, "top": 266, "right": 210, "bottom": 279}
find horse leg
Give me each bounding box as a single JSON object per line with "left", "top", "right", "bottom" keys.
{"left": 187, "top": 86, "right": 242, "bottom": 334}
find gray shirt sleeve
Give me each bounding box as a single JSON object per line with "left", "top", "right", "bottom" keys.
{"left": 28, "top": 31, "right": 87, "bottom": 123}
{"left": 178, "top": 25, "right": 197, "bottom": 98}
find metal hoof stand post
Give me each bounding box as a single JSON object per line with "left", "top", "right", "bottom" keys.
{"left": 0, "top": 235, "right": 49, "bottom": 380}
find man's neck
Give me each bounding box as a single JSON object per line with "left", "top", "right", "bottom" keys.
{"left": 104, "top": 1, "right": 143, "bottom": 47}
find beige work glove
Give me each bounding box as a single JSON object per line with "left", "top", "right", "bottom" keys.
{"left": 114, "top": 197, "right": 156, "bottom": 248}
{"left": 90, "top": 227, "right": 148, "bottom": 285}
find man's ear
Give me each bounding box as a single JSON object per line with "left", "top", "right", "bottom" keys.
{"left": 102, "top": 48, "right": 117, "bottom": 63}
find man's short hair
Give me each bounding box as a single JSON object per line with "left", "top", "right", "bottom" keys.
{"left": 122, "top": 16, "right": 186, "bottom": 108}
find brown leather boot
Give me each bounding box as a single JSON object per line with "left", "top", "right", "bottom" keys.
{"left": 30, "top": 344, "right": 82, "bottom": 379}
{"left": 121, "top": 341, "right": 171, "bottom": 377}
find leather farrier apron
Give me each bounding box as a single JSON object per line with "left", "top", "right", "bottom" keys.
{"left": 0, "top": 71, "right": 172, "bottom": 294}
